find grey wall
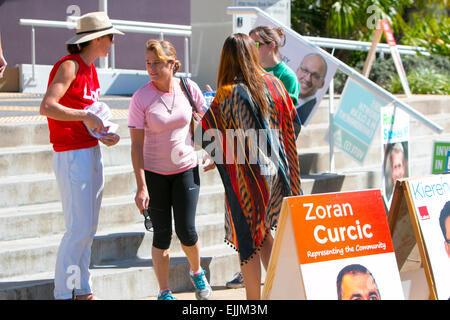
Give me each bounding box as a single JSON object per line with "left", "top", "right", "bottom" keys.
{"left": 0, "top": 0, "right": 190, "bottom": 71}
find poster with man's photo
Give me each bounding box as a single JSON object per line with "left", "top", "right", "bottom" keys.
{"left": 406, "top": 174, "right": 450, "bottom": 300}
{"left": 254, "top": 15, "right": 338, "bottom": 126}
{"left": 289, "top": 190, "right": 404, "bottom": 300}
{"left": 381, "top": 105, "right": 410, "bottom": 207}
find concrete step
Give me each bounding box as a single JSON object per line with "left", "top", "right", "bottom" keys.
{"left": 308, "top": 95, "right": 450, "bottom": 126}
{"left": 298, "top": 112, "right": 450, "bottom": 151}
{"left": 0, "top": 139, "right": 223, "bottom": 184}
{"left": 0, "top": 166, "right": 381, "bottom": 242}
{"left": 299, "top": 131, "right": 450, "bottom": 175}
{"left": 0, "top": 165, "right": 135, "bottom": 208}
{"left": 0, "top": 96, "right": 447, "bottom": 151}
{"left": 0, "top": 163, "right": 226, "bottom": 209}
{"left": 300, "top": 168, "right": 382, "bottom": 196}
{"left": 0, "top": 244, "right": 239, "bottom": 300}
{"left": 0, "top": 168, "right": 381, "bottom": 279}
{"left": 1, "top": 117, "right": 447, "bottom": 186}
{"left": 0, "top": 117, "right": 130, "bottom": 149}
{"left": 0, "top": 213, "right": 227, "bottom": 279}
{"left": 0, "top": 182, "right": 225, "bottom": 241}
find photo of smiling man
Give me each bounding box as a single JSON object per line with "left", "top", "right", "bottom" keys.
{"left": 296, "top": 53, "right": 328, "bottom": 126}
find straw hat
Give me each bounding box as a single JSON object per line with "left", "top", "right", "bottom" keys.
{"left": 66, "top": 11, "right": 124, "bottom": 45}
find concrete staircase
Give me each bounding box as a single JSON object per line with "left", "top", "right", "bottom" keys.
{"left": 0, "top": 94, "right": 448, "bottom": 299}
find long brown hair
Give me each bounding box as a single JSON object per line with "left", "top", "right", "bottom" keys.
{"left": 217, "top": 33, "right": 268, "bottom": 117}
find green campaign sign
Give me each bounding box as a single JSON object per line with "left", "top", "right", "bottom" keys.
{"left": 432, "top": 141, "right": 450, "bottom": 174}
{"left": 332, "top": 79, "right": 388, "bottom": 162}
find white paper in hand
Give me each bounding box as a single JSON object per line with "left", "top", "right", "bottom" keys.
{"left": 83, "top": 101, "right": 119, "bottom": 139}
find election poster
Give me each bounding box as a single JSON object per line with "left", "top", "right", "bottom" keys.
{"left": 431, "top": 141, "right": 450, "bottom": 174}
{"left": 253, "top": 14, "right": 338, "bottom": 126}
{"left": 332, "top": 79, "right": 389, "bottom": 162}
{"left": 405, "top": 174, "right": 450, "bottom": 300}
{"left": 263, "top": 190, "right": 404, "bottom": 300}
{"left": 389, "top": 174, "right": 450, "bottom": 300}
{"left": 381, "top": 104, "right": 410, "bottom": 206}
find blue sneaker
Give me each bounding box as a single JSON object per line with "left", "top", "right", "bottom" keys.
{"left": 190, "top": 269, "right": 212, "bottom": 300}
{"left": 226, "top": 272, "right": 244, "bottom": 289}
{"left": 157, "top": 289, "right": 177, "bottom": 300}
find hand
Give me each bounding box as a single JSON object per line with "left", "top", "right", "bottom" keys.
{"left": 99, "top": 132, "right": 120, "bottom": 146}
{"left": 135, "top": 188, "right": 149, "bottom": 213}
{"left": 84, "top": 111, "right": 104, "bottom": 133}
{"left": 201, "top": 153, "right": 216, "bottom": 172}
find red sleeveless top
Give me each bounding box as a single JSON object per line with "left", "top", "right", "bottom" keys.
{"left": 46, "top": 54, "right": 100, "bottom": 152}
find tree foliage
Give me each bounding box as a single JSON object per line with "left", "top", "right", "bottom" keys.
{"left": 291, "top": 0, "right": 449, "bottom": 55}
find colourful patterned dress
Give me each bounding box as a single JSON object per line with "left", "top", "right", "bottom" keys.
{"left": 200, "top": 73, "right": 302, "bottom": 264}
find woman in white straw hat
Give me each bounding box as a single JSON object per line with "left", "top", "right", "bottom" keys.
{"left": 40, "top": 11, "right": 123, "bottom": 300}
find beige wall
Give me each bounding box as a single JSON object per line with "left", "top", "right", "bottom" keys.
{"left": 190, "top": 0, "right": 233, "bottom": 90}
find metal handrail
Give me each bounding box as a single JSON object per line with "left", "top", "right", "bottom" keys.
{"left": 19, "top": 18, "right": 192, "bottom": 78}
{"left": 304, "top": 36, "right": 429, "bottom": 56}
{"left": 110, "top": 19, "right": 192, "bottom": 31}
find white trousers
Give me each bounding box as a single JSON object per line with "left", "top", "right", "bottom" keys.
{"left": 53, "top": 145, "right": 104, "bottom": 299}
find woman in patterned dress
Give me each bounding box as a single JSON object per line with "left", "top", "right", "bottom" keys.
{"left": 199, "top": 33, "right": 302, "bottom": 299}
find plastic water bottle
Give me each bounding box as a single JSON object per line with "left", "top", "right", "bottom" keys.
{"left": 202, "top": 90, "right": 216, "bottom": 112}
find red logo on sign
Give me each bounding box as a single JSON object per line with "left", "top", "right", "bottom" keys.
{"left": 418, "top": 206, "right": 430, "bottom": 220}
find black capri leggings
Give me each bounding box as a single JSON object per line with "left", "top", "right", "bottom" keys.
{"left": 145, "top": 166, "right": 200, "bottom": 250}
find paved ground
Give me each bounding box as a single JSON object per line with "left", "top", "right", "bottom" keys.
{"left": 142, "top": 286, "right": 250, "bottom": 300}
{"left": 0, "top": 93, "right": 131, "bottom": 121}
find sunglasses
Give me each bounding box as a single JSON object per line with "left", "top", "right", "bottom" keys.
{"left": 254, "top": 41, "right": 267, "bottom": 49}
{"left": 142, "top": 209, "right": 153, "bottom": 231}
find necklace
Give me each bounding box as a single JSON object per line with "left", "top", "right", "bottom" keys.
{"left": 160, "top": 93, "right": 175, "bottom": 113}
{"left": 154, "top": 79, "right": 176, "bottom": 113}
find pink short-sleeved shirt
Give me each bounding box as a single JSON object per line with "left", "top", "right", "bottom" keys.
{"left": 128, "top": 78, "right": 206, "bottom": 175}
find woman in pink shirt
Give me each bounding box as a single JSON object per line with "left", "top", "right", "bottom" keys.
{"left": 128, "top": 40, "right": 213, "bottom": 300}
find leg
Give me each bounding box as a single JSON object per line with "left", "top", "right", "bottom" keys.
{"left": 172, "top": 167, "right": 211, "bottom": 300}
{"left": 53, "top": 147, "right": 102, "bottom": 300}
{"left": 145, "top": 170, "right": 173, "bottom": 292}
{"left": 240, "top": 254, "right": 262, "bottom": 300}
{"left": 239, "top": 234, "right": 274, "bottom": 300}
{"left": 181, "top": 242, "right": 201, "bottom": 273}
{"left": 259, "top": 233, "right": 274, "bottom": 271}
{"left": 76, "top": 146, "right": 104, "bottom": 298}
{"left": 172, "top": 166, "right": 200, "bottom": 272}
{"left": 152, "top": 246, "right": 171, "bottom": 291}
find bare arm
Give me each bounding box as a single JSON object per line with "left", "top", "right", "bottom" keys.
{"left": 130, "top": 128, "right": 149, "bottom": 212}
{"left": 40, "top": 60, "right": 104, "bottom": 131}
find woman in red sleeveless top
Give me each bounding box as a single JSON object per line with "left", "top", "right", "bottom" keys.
{"left": 40, "top": 12, "right": 123, "bottom": 300}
